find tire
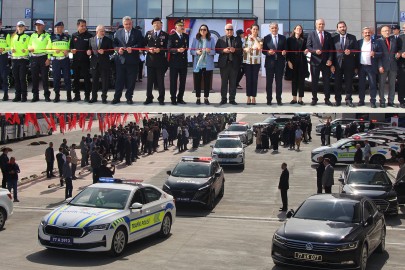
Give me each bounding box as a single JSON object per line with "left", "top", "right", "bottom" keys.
{"left": 324, "top": 154, "right": 337, "bottom": 166}
{"left": 273, "top": 260, "right": 282, "bottom": 266}
{"left": 241, "top": 163, "right": 245, "bottom": 170}
{"left": 219, "top": 182, "right": 225, "bottom": 198}
{"left": 376, "top": 228, "right": 386, "bottom": 253}
{"left": 206, "top": 190, "right": 215, "bottom": 210}
{"left": 360, "top": 244, "right": 368, "bottom": 270}
{"left": 370, "top": 155, "right": 386, "bottom": 166}
{"left": 158, "top": 214, "right": 172, "bottom": 238}
{"left": 0, "top": 208, "right": 6, "bottom": 230}
{"left": 109, "top": 227, "right": 127, "bottom": 257}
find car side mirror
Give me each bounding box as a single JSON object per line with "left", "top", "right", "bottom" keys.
{"left": 210, "top": 144, "right": 214, "bottom": 148}
{"left": 215, "top": 172, "right": 221, "bottom": 177}
{"left": 243, "top": 144, "right": 247, "bottom": 148}
{"left": 286, "top": 209, "right": 294, "bottom": 218}
{"left": 130, "top": 203, "right": 143, "bottom": 209}
{"left": 338, "top": 178, "right": 344, "bottom": 184}
{"left": 65, "top": 197, "right": 73, "bottom": 203}
{"left": 376, "top": 205, "right": 381, "bottom": 212}
{"left": 366, "top": 216, "right": 374, "bottom": 226}
{"left": 166, "top": 170, "right": 171, "bottom": 175}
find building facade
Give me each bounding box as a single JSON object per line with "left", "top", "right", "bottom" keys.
{"left": 0, "top": 0, "right": 403, "bottom": 39}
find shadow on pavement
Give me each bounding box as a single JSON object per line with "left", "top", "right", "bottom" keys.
{"left": 176, "top": 196, "right": 224, "bottom": 218}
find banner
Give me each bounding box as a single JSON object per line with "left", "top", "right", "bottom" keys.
{"left": 391, "top": 117, "right": 399, "bottom": 127}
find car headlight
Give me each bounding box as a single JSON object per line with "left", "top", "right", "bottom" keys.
{"left": 388, "top": 197, "right": 397, "bottom": 202}
{"left": 40, "top": 219, "right": 47, "bottom": 226}
{"left": 335, "top": 241, "right": 359, "bottom": 251}
{"left": 237, "top": 153, "right": 244, "bottom": 157}
{"left": 273, "top": 234, "right": 286, "bottom": 245}
{"left": 198, "top": 183, "right": 211, "bottom": 190}
{"left": 85, "top": 223, "right": 110, "bottom": 232}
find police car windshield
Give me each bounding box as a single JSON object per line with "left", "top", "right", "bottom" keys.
{"left": 330, "top": 139, "right": 350, "bottom": 148}
{"left": 294, "top": 200, "right": 361, "bottom": 223}
{"left": 228, "top": 126, "right": 246, "bottom": 131}
{"left": 215, "top": 139, "right": 242, "bottom": 148}
{"left": 172, "top": 163, "right": 210, "bottom": 178}
{"left": 263, "top": 118, "right": 276, "bottom": 124}
{"left": 347, "top": 171, "right": 392, "bottom": 186}
{"left": 69, "top": 187, "right": 131, "bottom": 209}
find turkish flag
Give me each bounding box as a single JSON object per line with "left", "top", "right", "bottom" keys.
{"left": 86, "top": 113, "right": 94, "bottom": 132}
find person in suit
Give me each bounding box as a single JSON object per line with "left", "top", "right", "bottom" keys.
{"left": 287, "top": 25, "right": 309, "bottom": 105}
{"left": 124, "top": 135, "right": 132, "bottom": 165}
{"left": 336, "top": 123, "right": 342, "bottom": 141}
{"left": 143, "top": 18, "right": 169, "bottom": 105}
{"left": 44, "top": 142, "right": 55, "bottom": 178}
{"left": 90, "top": 146, "right": 102, "bottom": 183}
{"left": 112, "top": 16, "right": 144, "bottom": 104}
{"left": 398, "top": 24, "right": 405, "bottom": 108}
{"left": 168, "top": 19, "right": 189, "bottom": 105}
{"left": 316, "top": 156, "right": 325, "bottom": 193}
{"left": 56, "top": 147, "right": 65, "bottom": 187}
{"left": 322, "top": 158, "right": 334, "bottom": 193}
{"left": 62, "top": 156, "right": 72, "bottom": 199}
{"left": 357, "top": 27, "right": 383, "bottom": 108}
{"left": 80, "top": 136, "right": 88, "bottom": 167}
{"left": 216, "top": 24, "right": 243, "bottom": 105}
{"left": 263, "top": 23, "right": 287, "bottom": 105}
{"left": 331, "top": 21, "right": 358, "bottom": 107}
{"left": 69, "top": 144, "right": 79, "bottom": 180}
{"left": 278, "top": 162, "right": 289, "bottom": 211}
{"left": 0, "top": 148, "right": 9, "bottom": 188}
{"left": 378, "top": 25, "right": 401, "bottom": 108}
{"left": 306, "top": 18, "right": 333, "bottom": 106}
{"left": 87, "top": 25, "right": 114, "bottom": 103}
{"left": 354, "top": 144, "right": 363, "bottom": 164}
{"left": 99, "top": 159, "right": 115, "bottom": 178}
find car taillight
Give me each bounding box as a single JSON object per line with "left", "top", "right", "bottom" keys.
{"left": 7, "top": 194, "right": 12, "bottom": 200}
{"left": 173, "top": 199, "right": 175, "bottom": 205}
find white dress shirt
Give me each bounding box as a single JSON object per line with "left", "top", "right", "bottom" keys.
{"left": 154, "top": 30, "right": 161, "bottom": 37}
{"left": 360, "top": 40, "right": 372, "bottom": 65}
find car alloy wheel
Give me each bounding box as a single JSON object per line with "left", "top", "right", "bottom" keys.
{"left": 111, "top": 228, "right": 126, "bottom": 256}
{"left": 361, "top": 244, "right": 368, "bottom": 270}
{"left": 158, "top": 215, "right": 171, "bottom": 238}
{"left": 0, "top": 209, "right": 5, "bottom": 230}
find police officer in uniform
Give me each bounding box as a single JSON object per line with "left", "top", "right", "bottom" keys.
{"left": 143, "top": 17, "right": 169, "bottom": 105}
{"left": 70, "top": 19, "right": 93, "bottom": 102}
{"left": 28, "top": 20, "right": 51, "bottom": 102}
{"left": 50, "top": 21, "right": 71, "bottom": 102}
{"left": 168, "top": 19, "right": 189, "bottom": 105}
{"left": 0, "top": 19, "right": 11, "bottom": 101}
{"left": 10, "top": 21, "right": 30, "bottom": 102}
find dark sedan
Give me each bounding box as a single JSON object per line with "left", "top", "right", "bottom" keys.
{"left": 272, "top": 194, "right": 385, "bottom": 270}
{"left": 162, "top": 156, "right": 225, "bottom": 210}
{"left": 338, "top": 164, "right": 402, "bottom": 215}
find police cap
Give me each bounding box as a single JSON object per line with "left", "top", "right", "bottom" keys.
{"left": 55, "top": 21, "right": 64, "bottom": 27}
{"left": 152, "top": 17, "right": 162, "bottom": 25}
{"left": 174, "top": 19, "right": 184, "bottom": 26}
{"left": 392, "top": 25, "right": 400, "bottom": 30}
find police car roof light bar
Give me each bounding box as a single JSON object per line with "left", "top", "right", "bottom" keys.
{"left": 181, "top": 156, "right": 212, "bottom": 161}
{"left": 353, "top": 136, "right": 361, "bottom": 140}
{"left": 232, "top": 122, "right": 246, "bottom": 125}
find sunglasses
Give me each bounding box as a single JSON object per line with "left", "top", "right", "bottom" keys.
{"left": 200, "top": 29, "right": 207, "bottom": 31}
{"left": 226, "top": 29, "right": 234, "bottom": 31}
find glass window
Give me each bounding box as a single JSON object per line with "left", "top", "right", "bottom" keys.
{"left": 144, "top": 187, "right": 162, "bottom": 203}
{"left": 69, "top": 187, "right": 131, "bottom": 209}
{"left": 172, "top": 163, "right": 211, "bottom": 178}
{"left": 265, "top": 0, "right": 289, "bottom": 20}
{"left": 113, "top": 0, "right": 137, "bottom": 19}
{"left": 376, "top": 3, "right": 399, "bottom": 22}
{"left": 290, "top": 0, "right": 314, "bottom": 20}
{"left": 188, "top": 0, "right": 213, "bottom": 13}
{"left": 33, "top": 0, "right": 55, "bottom": 19}
{"left": 174, "top": 0, "right": 187, "bottom": 13}
{"left": 347, "top": 171, "right": 392, "bottom": 185}
{"left": 214, "top": 0, "right": 238, "bottom": 14}
{"left": 239, "top": 0, "right": 252, "bottom": 14}
{"left": 131, "top": 190, "right": 146, "bottom": 205}
{"left": 0, "top": 1, "right": 2, "bottom": 19}
{"left": 138, "top": 0, "right": 161, "bottom": 18}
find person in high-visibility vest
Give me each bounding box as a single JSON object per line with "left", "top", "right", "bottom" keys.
{"left": 28, "top": 19, "right": 51, "bottom": 102}
{"left": 10, "top": 21, "right": 30, "bottom": 102}
{"left": 49, "top": 21, "right": 71, "bottom": 103}
{"left": 0, "top": 19, "right": 11, "bottom": 101}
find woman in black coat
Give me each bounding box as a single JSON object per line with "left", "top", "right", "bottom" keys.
{"left": 177, "top": 130, "right": 183, "bottom": 152}
{"left": 271, "top": 128, "right": 280, "bottom": 151}
{"left": 286, "top": 25, "right": 309, "bottom": 105}
{"left": 261, "top": 128, "right": 269, "bottom": 150}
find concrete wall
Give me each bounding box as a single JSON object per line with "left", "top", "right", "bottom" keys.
{"left": 316, "top": 0, "right": 339, "bottom": 32}
{"left": 1, "top": 0, "right": 32, "bottom": 27}
{"left": 254, "top": 0, "right": 264, "bottom": 26}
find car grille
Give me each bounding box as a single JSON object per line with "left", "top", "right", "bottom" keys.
{"left": 218, "top": 154, "right": 238, "bottom": 158}
{"left": 284, "top": 239, "right": 336, "bottom": 252}
{"left": 372, "top": 199, "right": 389, "bottom": 212}
{"left": 44, "top": 225, "right": 84, "bottom": 237}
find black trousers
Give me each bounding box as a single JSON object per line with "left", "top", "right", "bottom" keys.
{"left": 65, "top": 177, "right": 72, "bottom": 199}
{"left": 146, "top": 66, "right": 165, "bottom": 102}
{"left": 317, "top": 178, "right": 323, "bottom": 193}
{"left": 125, "top": 152, "right": 131, "bottom": 165}
{"left": 398, "top": 66, "right": 405, "bottom": 104}
{"left": 237, "top": 65, "right": 245, "bottom": 86}
{"left": 0, "top": 54, "right": 9, "bottom": 95}
{"left": 170, "top": 67, "right": 187, "bottom": 102}
{"left": 245, "top": 64, "right": 260, "bottom": 97}
{"left": 280, "top": 189, "right": 288, "bottom": 210}
{"left": 148, "top": 141, "right": 153, "bottom": 154}
{"left": 310, "top": 63, "right": 331, "bottom": 102}
{"left": 324, "top": 186, "right": 332, "bottom": 194}
{"left": 31, "top": 55, "right": 50, "bottom": 98}
{"left": 46, "top": 161, "right": 54, "bottom": 177}
{"left": 1, "top": 173, "right": 6, "bottom": 189}
{"left": 73, "top": 60, "right": 91, "bottom": 97}
{"left": 71, "top": 163, "right": 77, "bottom": 177}
{"left": 12, "top": 59, "right": 29, "bottom": 98}
{"left": 164, "top": 138, "right": 168, "bottom": 150}
{"left": 220, "top": 62, "right": 237, "bottom": 102}
{"left": 92, "top": 168, "right": 99, "bottom": 184}
{"left": 194, "top": 68, "right": 211, "bottom": 98}
{"left": 138, "top": 61, "right": 144, "bottom": 80}
{"left": 291, "top": 66, "right": 305, "bottom": 97}
{"left": 321, "top": 135, "right": 325, "bottom": 145}
{"left": 334, "top": 65, "right": 354, "bottom": 102}
{"left": 193, "top": 137, "right": 199, "bottom": 148}
{"left": 81, "top": 152, "right": 87, "bottom": 167}
{"left": 91, "top": 65, "right": 110, "bottom": 100}
{"left": 119, "top": 148, "right": 124, "bottom": 161}
{"left": 114, "top": 63, "right": 137, "bottom": 101}
{"left": 265, "top": 65, "right": 284, "bottom": 102}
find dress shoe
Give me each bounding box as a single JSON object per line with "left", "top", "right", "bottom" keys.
{"left": 2, "top": 95, "right": 8, "bottom": 101}
{"left": 387, "top": 102, "right": 398, "bottom": 108}
{"left": 204, "top": 99, "right": 210, "bottom": 105}
{"left": 171, "top": 101, "right": 177, "bottom": 105}
{"left": 334, "top": 102, "right": 341, "bottom": 106}
{"left": 89, "top": 99, "right": 97, "bottom": 103}
{"left": 267, "top": 101, "right": 272, "bottom": 105}
{"left": 66, "top": 97, "right": 72, "bottom": 102}
{"left": 290, "top": 100, "right": 297, "bottom": 104}
{"left": 84, "top": 97, "right": 90, "bottom": 103}
{"left": 310, "top": 100, "right": 317, "bottom": 106}
{"left": 111, "top": 99, "right": 120, "bottom": 104}
{"left": 102, "top": 99, "right": 107, "bottom": 104}
{"left": 13, "top": 199, "right": 19, "bottom": 202}
{"left": 230, "top": 101, "right": 238, "bottom": 105}
{"left": 178, "top": 100, "right": 186, "bottom": 104}
{"left": 126, "top": 100, "right": 133, "bottom": 104}
{"left": 45, "top": 97, "right": 51, "bottom": 102}
{"left": 371, "top": 102, "right": 376, "bottom": 108}
{"left": 325, "top": 100, "right": 333, "bottom": 106}
{"left": 380, "top": 103, "right": 386, "bottom": 108}
{"left": 251, "top": 102, "right": 256, "bottom": 105}
{"left": 159, "top": 101, "right": 165, "bottom": 105}
{"left": 298, "top": 101, "right": 304, "bottom": 105}
{"left": 358, "top": 101, "right": 365, "bottom": 106}
{"left": 31, "top": 96, "right": 39, "bottom": 102}
{"left": 21, "top": 97, "right": 27, "bottom": 102}
{"left": 196, "top": 99, "right": 201, "bottom": 105}
{"left": 143, "top": 100, "right": 152, "bottom": 105}
{"left": 73, "top": 96, "right": 81, "bottom": 102}
{"left": 346, "top": 101, "right": 355, "bottom": 107}
{"left": 279, "top": 208, "right": 286, "bottom": 211}
{"left": 53, "top": 96, "right": 60, "bottom": 103}
{"left": 277, "top": 101, "right": 283, "bottom": 106}
{"left": 12, "top": 97, "right": 21, "bottom": 102}
{"left": 219, "top": 100, "right": 227, "bottom": 105}
{"left": 400, "top": 103, "right": 405, "bottom": 108}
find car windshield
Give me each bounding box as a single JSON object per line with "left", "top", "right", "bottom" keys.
{"left": 69, "top": 187, "right": 131, "bottom": 209}
{"left": 263, "top": 118, "right": 276, "bottom": 124}
{"left": 347, "top": 171, "right": 392, "bottom": 185}
{"left": 215, "top": 140, "right": 242, "bottom": 148}
{"left": 330, "top": 139, "right": 350, "bottom": 148}
{"left": 172, "top": 163, "right": 210, "bottom": 178}
{"left": 294, "top": 200, "right": 361, "bottom": 223}
{"left": 228, "top": 126, "right": 247, "bottom": 132}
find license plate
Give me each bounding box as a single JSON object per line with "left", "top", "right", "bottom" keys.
{"left": 294, "top": 252, "right": 322, "bottom": 261}
{"left": 175, "top": 198, "right": 190, "bottom": 201}
{"left": 50, "top": 236, "right": 73, "bottom": 245}
{"left": 222, "top": 159, "right": 232, "bottom": 162}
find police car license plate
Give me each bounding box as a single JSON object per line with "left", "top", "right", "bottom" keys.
{"left": 50, "top": 236, "right": 73, "bottom": 245}
{"left": 175, "top": 198, "right": 190, "bottom": 202}
{"left": 294, "top": 252, "right": 322, "bottom": 261}
{"left": 221, "top": 159, "right": 232, "bottom": 162}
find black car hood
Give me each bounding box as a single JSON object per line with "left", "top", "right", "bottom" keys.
{"left": 278, "top": 218, "right": 361, "bottom": 243}
{"left": 166, "top": 175, "right": 210, "bottom": 189}
{"left": 343, "top": 184, "right": 394, "bottom": 198}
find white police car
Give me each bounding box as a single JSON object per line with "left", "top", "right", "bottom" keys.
{"left": 38, "top": 178, "right": 176, "bottom": 256}
{"left": 211, "top": 134, "right": 246, "bottom": 169}
{"left": 311, "top": 137, "right": 391, "bottom": 166}
{"left": 315, "top": 118, "right": 357, "bottom": 133}
{"left": 224, "top": 122, "right": 253, "bottom": 144}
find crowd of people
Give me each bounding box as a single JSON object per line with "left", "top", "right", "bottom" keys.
{"left": 1, "top": 16, "right": 404, "bottom": 107}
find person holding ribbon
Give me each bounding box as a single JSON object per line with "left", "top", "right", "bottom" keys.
{"left": 190, "top": 24, "right": 216, "bottom": 105}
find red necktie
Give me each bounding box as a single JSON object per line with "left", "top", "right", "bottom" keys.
{"left": 386, "top": 38, "right": 390, "bottom": 51}
{"left": 319, "top": 32, "right": 324, "bottom": 46}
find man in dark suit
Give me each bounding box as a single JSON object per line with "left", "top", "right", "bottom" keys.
{"left": 378, "top": 25, "right": 401, "bottom": 108}
{"left": 215, "top": 24, "right": 243, "bottom": 105}
{"left": 331, "top": 21, "right": 358, "bottom": 107}
{"left": 112, "top": 16, "right": 144, "bottom": 104}
{"left": 90, "top": 146, "right": 102, "bottom": 184}
{"left": 168, "top": 19, "right": 189, "bottom": 105}
{"left": 306, "top": 18, "right": 333, "bottom": 106}
{"left": 278, "top": 162, "right": 289, "bottom": 211}
{"left": 316, "top": 156, "right": 325, "bottom": 193}
{"left": 143, "top": 18, "right": 169, "bottom": 105}
{"left": 357, "top": 27, "right": 383, "bottom": 108}
{"left": 398, "top": 25, "right": 405, "bottom": 108}
{"left": 87, "top": 25, "right": 114, "bottom": 103}
{"left": 322, "top": 158, "right": 334, "bottom": 193}
{"left": 336, "top": 122, "right": 342, "bottom": 141}
{"left": 262, "top": 23, "right": 287, "bottom": 105}
{"left": 125, "top": 135, "right": 132, "bottom": 165}
{"left": 354, "top": 144, "right": 363, "bottom": 164}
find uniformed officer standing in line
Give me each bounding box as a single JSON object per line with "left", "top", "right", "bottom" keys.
{"left": 10, "top": 21, "right": 30, "bottom": 102}
{"left": 70, "top": 19, "right": 93, "bottom": 102}
{"left": 50, "top": 21, "right": 71, "bottom": 102}
{"left": 143, "top": 18, "right": 169, "bottom": 105}
{"left": 0, "top": 19, "right": 11, "bottom": 101}
{"left": 168, "top": 19, "right": 189, "bottom": 105}
{"left": 28, "top": 20, "right": 51, "bottom": 102}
